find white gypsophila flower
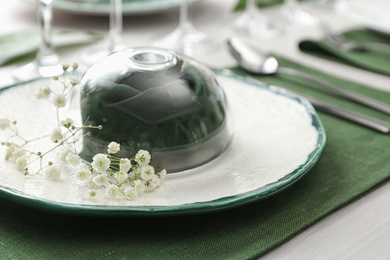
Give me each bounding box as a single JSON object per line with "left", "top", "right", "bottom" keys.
{"left": 105, "top": 184, "right": 120, "bottom": 200}
{"left": 158, "top": 169, "right": 167, "bottom": 181}
{"left": 70, "top": 76, "right": 80, "bottom": 84}
{"left": 140, "top": 165, "right": 155, "bottom": 181}
{"left": 119, "top": 158, "right": 131, "bottom": 173}
{"left": 128, "top": 171, "right": 136, "bottom": 180}
{"left": 145, "top": 175, "right": 159, "bottom": 191}
{"left": 0, "top": 118, "right": 11, "bottom": 130}
{"left": 35, "top": 86, "right": 51, "bottom": 99}
{"left": 58, "top": 150, "right": 70, "bottom": 163}
{"left": 89, "top": 190, "right": 97, "bottom": 198}
{"left": 65, "top": 153, "right": 81, "bottom": 166}
{"left": 75, "top": 169, "right": 92, "bottom": 181}
{"left": 5, "top": 148, "right": 13, "bottom": 160}
{"left": 133, "top": 180, "right": 145, "bottom": 195}
{"left": 35, "top": 89, "right": 44, "bottom": 99}
{"left": 61, "top": 118, "right": 74, "bottom": 128}
{"left": 92, "top": 173, "right": 109, "bottom": 187}
{"left": 107, "top": 142, "right": 120, "bottom": 154}
{"left": 72, "top": 62, "right": 79, "bottom": 70}
{"left": 135, "top": 150, "right": 151, "bottom": 167}
{"left": 85, "top": 175, "right": 95, "bottom": 188}
{"left": 4, "top": 143, "right": 17, "bottom": 160}
{"left": 11, "top": 148, "right": 26, "bottom": 162}
{"left": 52, "top": 94, "right": 66, "bottom": 108}
{"left": 153, "top": 175, "right": 161, "bottom": 187}
{"left": 45, "top": 165, "right": 61, "bottom": 180}
{"left": 123, "top": 186, "right": 138, "bottom": 200}
{"left": 91, "top": 153, "right": 110, "bottom": 173}
{"left": 50, "top": 128, "right": 63, "bottom": 143}
{"left": 15, "top": 156, "right": 27, "bottom": 171}
{"left": 114, "top": 171, "right": 128, "bottom": 183}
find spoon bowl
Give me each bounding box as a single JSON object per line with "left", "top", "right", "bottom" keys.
{"left": 227, "top": 37, "right": 278, "bottom": 75}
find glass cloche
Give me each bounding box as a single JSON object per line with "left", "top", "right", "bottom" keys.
{"left": 78, "top": 47, "right": 233, "bottom": 172}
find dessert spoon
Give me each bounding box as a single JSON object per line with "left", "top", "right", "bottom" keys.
{"left": 227, "top": 37, "right": 390, "bottom": 115}
{"left": 226, "top": 37, "right": 390, "bottom": 133}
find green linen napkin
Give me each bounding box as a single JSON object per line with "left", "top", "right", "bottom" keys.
{"left": 299, "top": 29, "right": 390, "bottom": 76}
{"left": 0, "top": 30, "right": 103, "bottom": 66}
{"left": 2, "top": 56, "right": 390, "bottom": 259}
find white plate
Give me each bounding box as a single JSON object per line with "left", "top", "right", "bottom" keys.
{"left": 24, "top": 0, "right": 199, "bottom": 16}
{"left": 0, "top": 70, "right": 326, "bottom": 217}
{"left": 338, "top": 0, "right": 390, "bottom": 35}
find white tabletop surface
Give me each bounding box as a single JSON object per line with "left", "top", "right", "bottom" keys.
{"left": 2, "top": 0, "right": 390, "bottom": 259}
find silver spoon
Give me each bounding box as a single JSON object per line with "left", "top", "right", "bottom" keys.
{"left": 227, "top": 37, "right": 390, "bottom": 133}
{"left": 227, "top": 37, "right": 390, "bottom": 115}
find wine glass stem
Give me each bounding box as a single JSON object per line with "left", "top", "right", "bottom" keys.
{"left": 109, "top": 0, "right": 123, "bottom": 52}
{"left": 179, "top": 0, "right": 192, "bottom": 31}
{"left": 247, "top": 0, "right": 257, "bottom": 14}
{"left": 37, "top": 0, "right": 57, "bottom": 65}
{"left": 285, "top": 0, "right": 297, "bottom": 8}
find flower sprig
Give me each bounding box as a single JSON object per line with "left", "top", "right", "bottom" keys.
{"left": 79, "top": 143, "right": 166, "bottom": 200}
{"left": 0, "top": 63, "right": 166, "bottom": 201}
{"left": 1, "top": 113, "right": 98, "bottom": 177}
{"left": 35, "top": 63, "right": 80, "bottom": 125}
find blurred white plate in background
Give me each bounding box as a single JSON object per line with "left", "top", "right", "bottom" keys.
{"left": 23, "top": 0, "right": 199, "bottom": 16}
{"left": 338, "top": 0, "right": 390, "bottom": 35}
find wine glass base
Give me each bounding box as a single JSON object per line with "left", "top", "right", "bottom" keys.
{"left": 151, "top": 25, "right": 219, "bottom": 57}
{"left": 313, "top": 0, "right": 338, "bottom": 10}
{"left": 229, "top": 11, "right": 282, "bottom": 38}
{"left": 12, "top": 60, "right": 63, "bottom": 81}
{"left": 281, "top": 6, "right": 318, "bottom": 26}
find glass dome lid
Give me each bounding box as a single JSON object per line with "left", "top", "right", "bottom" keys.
{"left": 78, "top": 47, "right": 233, "bottom": 172}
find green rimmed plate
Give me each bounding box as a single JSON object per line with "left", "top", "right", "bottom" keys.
{"left": 24, "top": 0, "right": 200, "bottom": 16}
{"left": 0, "top": 70, "right": 326, "bottom": 217}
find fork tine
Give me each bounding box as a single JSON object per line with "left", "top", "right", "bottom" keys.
{"left": 331, "top": 31, "right": 349, "bottom": 44}
{"left": 319, "top": 20, "right": 353, "bottom": 48}
{"left": 320, "top": 20, "right": 390, "bottom": 52}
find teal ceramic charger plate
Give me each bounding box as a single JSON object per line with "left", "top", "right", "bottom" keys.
{"left": 0, "top": 70, "right": 326, "bottom": 217}
{"left": 24, "top": 0, "right": 200, "bottom": 16}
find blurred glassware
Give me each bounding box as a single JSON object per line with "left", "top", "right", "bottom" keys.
{"left": 229, "top": 0, "right": 282, "bottom": 38}
{"left": 313, "top": 0, "right": 339, "bottom": 10}
{"left": 281, "top": 0, "right": 317, "bottom": 25}
{"left": 13, "top": 0, "right": 63, "bottom": 81}
{"left": 81, "top": 0, "right": 125, "bottom": 65}
{"left": 150, "top": 0, "right": 218, "bottom": 57}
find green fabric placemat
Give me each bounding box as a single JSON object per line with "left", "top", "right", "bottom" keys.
{"left": 2, "top": 56, "right": 390, "bottom": 259}
{"left": 0, "top": 30, "right": 103, "bottom": 67}
{"left": 299, "top": 29, "right": 390, "bottom": 76}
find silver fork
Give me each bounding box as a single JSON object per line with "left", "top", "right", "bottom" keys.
{"left": 321, "top": 22, "right": 390, "bottom": 53}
